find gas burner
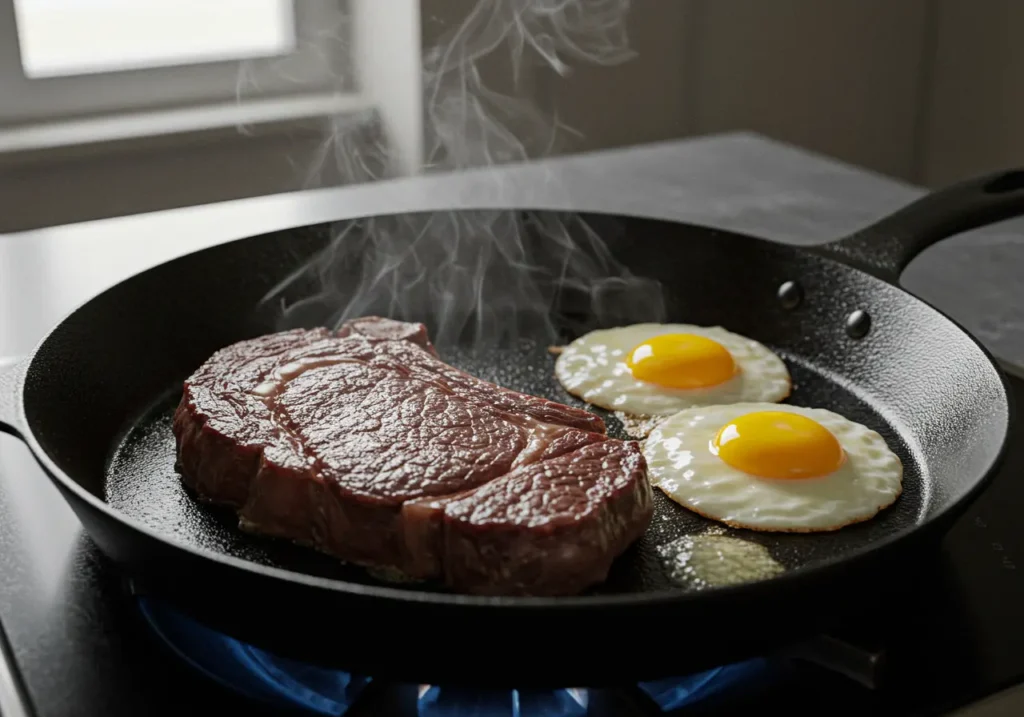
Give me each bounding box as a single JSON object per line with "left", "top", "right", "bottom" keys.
{"left": 414, "top": 660, "right": 768, "bottom": 716}
{"left": 137, "top": 594, "right": 880, "bottom": 715}
{"left": 636, "top": 658, "right": 770, "bottom": 711}
{"left": 137, "top": 596, "right": 371, "bottom": 714}
{"left": 416, "top": 686, "right": 589, "bottom": 716}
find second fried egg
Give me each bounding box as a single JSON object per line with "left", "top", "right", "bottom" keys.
{"left": 644, "top": 403, "right": 904, "bottom": 532}
{"left": 553, "top": 323, "right": 791, "bottom": 416}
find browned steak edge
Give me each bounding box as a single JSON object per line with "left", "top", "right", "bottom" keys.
{"left": 440, "top": 442, "right": 652, "bottom": 596}
{"left": 172, "top": 402, "right": 260, "bottom": 508}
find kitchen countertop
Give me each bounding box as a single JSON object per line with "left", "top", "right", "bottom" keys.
{"left": 2, "top": 131, "right": 1023, "bottom": 365}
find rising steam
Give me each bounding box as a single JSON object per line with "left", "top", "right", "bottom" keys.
{"left": 252, "top": 0, "right": 664, "bottom": 349}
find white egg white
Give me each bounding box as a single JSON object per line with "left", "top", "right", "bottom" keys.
{"left": 644, "top": 403, "right": 904, "bottom": 532}
{"left": 553, "top": 323, "right": 791, "bottom": 417}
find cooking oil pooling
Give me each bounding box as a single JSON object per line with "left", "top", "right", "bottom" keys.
{"left": 658, "top": 534, "right": 784, "bottom": 589}
{"left": 614, "top": 411, "right": 666, "bottom": 439}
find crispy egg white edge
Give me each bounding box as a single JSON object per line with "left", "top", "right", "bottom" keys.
{"left": 643, "top": 402, "right": 904, "bottom": 533}
{"left": 553, "top": 323, "right": 792, "bottom": 416}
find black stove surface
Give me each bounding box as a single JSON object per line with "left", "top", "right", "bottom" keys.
{"left": 1, "top": 366, "right": 1023, "bottom": 717}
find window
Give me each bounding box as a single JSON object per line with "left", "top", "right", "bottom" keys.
{"left": 0, "top": 0, "right": 426, "bottom": 229}
{"left": 14, "top": 0, "right": 296, "bottom": 79}
{"left": 0, "top": 0, "right": 353, "bottom": 126}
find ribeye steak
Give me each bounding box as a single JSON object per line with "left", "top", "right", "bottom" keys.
{"left": 172, "top": 316, "right": 653, "bottom": 596}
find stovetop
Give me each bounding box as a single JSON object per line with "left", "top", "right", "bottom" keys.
{"left": 3, "top": 131, "right": 1024, "bottom": 715}
{"left": 0, "top": 363, "right": 1022, "bottom": 716}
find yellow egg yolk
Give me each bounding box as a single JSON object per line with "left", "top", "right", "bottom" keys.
{"left": 626, "top": 333, "right": 737, "bottom": 389}
{"left": 712, "top": 411, "right": 846, "bottom": 480}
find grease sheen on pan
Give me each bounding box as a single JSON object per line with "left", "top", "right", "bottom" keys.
{"left": 644, "top": 403, "right": 904, "bottom": 532}
{"left": 554, "top": 323, "right": 791, "bottom": 416}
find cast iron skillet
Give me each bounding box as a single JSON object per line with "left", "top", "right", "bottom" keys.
{"left": 1, "top": 169, "right": 1023, "bottom": 687}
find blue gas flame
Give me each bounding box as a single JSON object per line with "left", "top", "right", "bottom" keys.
{"left": 137, "top": 596, "right": 370, "bottom": 715}
{"left": 637, "top": 658, "right": 769, "bottom": 711}
{"left": 140, "top": 594, "right": 767, "bottom": 715}
{"left": 417, "top": 685, "right": 588, "bottom": 717}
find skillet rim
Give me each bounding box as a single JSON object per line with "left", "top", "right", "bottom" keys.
{"left": 6, "top": 208, "right": 1015, "bottom": 611}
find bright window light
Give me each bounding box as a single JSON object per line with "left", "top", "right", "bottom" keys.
{"left": 13, "top": 0, "right": 296, "bottom": 79}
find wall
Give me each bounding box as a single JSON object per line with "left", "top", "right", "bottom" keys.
{"left": 542, "top": 0, "right": 1024, "bottom": 186}
{"left": 534, "top": 1, "right": 696, "bottom": 154}
{"left": 920, "top": 0, "right": 1024, "bottom": 185}
{"left": 3, "top": 0, "right": 1024, "bottom": 232}
{"left": 541, "top": 0, "right": 930, "bottom": 181}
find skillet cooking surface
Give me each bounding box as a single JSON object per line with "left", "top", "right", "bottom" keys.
{"left": 104, "top": 336, "right": 923, "bottom": 596}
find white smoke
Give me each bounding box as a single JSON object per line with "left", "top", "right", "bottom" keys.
{"left": 420, "top": 0, "right": 635, "bottom": 171}
{"left": 251, "top": 0, "right": 664, "bottom": 349}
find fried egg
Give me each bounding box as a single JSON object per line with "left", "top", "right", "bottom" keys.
{"left": 644, "top": 403, "right": 903, "bottom": 532}
{"left": 553, "top": 323, "right": 791, "bottom": 418}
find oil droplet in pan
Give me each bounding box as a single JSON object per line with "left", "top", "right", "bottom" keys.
{"left": 613, "top": 411, "right": 667, "bottom": 439}
{"left": 657, "top": 534, "right": 784, "bottom": 589}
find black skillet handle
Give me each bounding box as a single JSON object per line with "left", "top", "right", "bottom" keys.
{"left": 820, "top": 169, "right": 1024, "bottom": 282}
{"left": 0, "top": 358, "right": 26, "bottom": 440}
